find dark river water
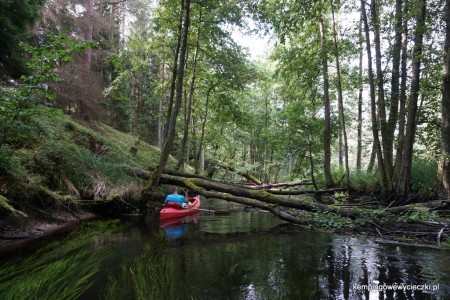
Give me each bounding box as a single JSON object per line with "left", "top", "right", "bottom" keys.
{"left": 0, "top": 208, "right": 449, "bottom": 300}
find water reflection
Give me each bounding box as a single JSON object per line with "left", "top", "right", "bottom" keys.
{"left": 0, "top": 211, "right": 448, "bottom": 300}
{"left": 159, "top": 213, "right": 200, "bottom": 239}
{"left": 161, "top": 212, "right": 450, "bottom": 300}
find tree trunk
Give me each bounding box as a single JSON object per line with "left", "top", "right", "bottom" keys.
{"left": 178, "top": 11, "right": 201, "bottom": 170}
{"left": 371, "top": 0, "right": 391, "bottom": 185}
{"left": 357, "top": 17, "right": 363, "bottom": 171}
{"left": 145, "top": 0, "right": 191, "bottom": 198}
{"left": 439, "top": 0, "right": 450, "bottom": 199}
{"left": 79, "top": 0, "right": 94, "bottom": 120}
{"left": 319, "top": 17, "right": 334, "bottom": 188}
{"left": 163, "top": 2, "right": 184, "bottom": 141}
{"left": 361, "top": 0, "right": 388, "bottom": 190}
{"left": 394, "top": 3, "right": 409, "bottom": 182}
{"left": 196, "top": 84, "right": 215, "bottom": 173}
{"left": 157, "top": 58, "right": 165, "bottom": 148}
{"left": 331, "top": 0, "right": 350, "bottom": 187}
{"left": 396, "top": 0, "right": 427, "bottom": 198}
{"left": 387, "top": 0, "right": 404, "bottom": 173}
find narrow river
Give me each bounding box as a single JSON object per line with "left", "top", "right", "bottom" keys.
{"left": 0, "top": 208, "right": 449, "bottom": 299}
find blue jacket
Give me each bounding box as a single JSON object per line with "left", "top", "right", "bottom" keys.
{"left": 164, "top": 194, "right": 187, "bottom": 205}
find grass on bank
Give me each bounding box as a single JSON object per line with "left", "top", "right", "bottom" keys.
{"left": 0, "top": 110, "right": 172, "bottom": 215}
{"left": 328, "top": 156, "right": 439, "bottom": 201}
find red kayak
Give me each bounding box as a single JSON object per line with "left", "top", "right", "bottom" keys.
{"left": 159, "top": 195, "right": 201, "bottom": 221}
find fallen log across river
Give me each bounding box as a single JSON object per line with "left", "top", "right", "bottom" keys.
{"left": 130, "top": 169, "right": 450, "bottom": 221}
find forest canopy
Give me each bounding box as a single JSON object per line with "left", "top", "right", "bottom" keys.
{"left": 1, "top": 0, "right": 450, "bottom": 207}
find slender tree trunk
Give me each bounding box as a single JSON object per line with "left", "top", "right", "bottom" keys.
{"left": 191, "top": 111, "right": 197, "bottom": 169}
{"left": 196, "top": 85, "right": 214, "bottom": 173}
{"left": 339, "top": 129, "right": 343, "bottom": 167}
{"left": 367, "top": 142, "right": 376, "bottom": 173}
{"left": 178, "top": 12, "right": 201, "bottom": 170}
{"left": 319, "top": 17, "right": 334, "bottom": 188}
{"left": 331, "top": 0, "right": 350, "bottom": 187}
{"left": 264, "top": 94, "right": 269, "bottom": 178}
{"left": 439, "top": 0, "right": 450, "bottom": 199}
{"left": 145, "top": 0, "right": 191, "bottom": 197}
{"left": 387, "top": 0, "right": 403, "bottom": 167}
{"left": 308, "top": 136, "right": 319, "bottom": 190}
{"left": 394, "top": 3, "right": 409, "bottom": 182}
{"left": 361, "top": 0, "right": 388, "bottom": 190}
{"left": 157, "top": 58, "right": 165, "bottom": 148}
{"left": 371, "top": 0, "right": 391, "bottom": 185}
{"left": 357, "top": 17, "right": 363, "bottom": 171}
{"left": 396, "top": 0, "right": 427, "bottom": 198}
{"left": 163, "top": 5, "right": 184, "bottom": 141}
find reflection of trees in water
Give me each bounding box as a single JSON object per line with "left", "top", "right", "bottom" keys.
{"left": 316, "top": 239, "right": 447, "bottom": 300}
{"left": 2, "top": 216, "right": 448, "bottom": 299}
{"left": 184, "top": 230, "right": 449, "bottom": 300}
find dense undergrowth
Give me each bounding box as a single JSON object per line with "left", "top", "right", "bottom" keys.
{"left": 0, "top": 110, "right": 174, "bottom": 217}
{"left": 329, "top": 157, "right": 440, "bottom": 202}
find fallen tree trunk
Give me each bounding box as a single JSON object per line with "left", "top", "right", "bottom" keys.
{"left": 248, "top": 181, "right": 314, "bottom": 189}
{"left": 131, "top": 169, "right": 364, "bottom": 218}
{"left": 130, "top": 169, "right": 450, "bottom": 220}
{"left": 263, "top": 187, "right": 346, "bottom": 196}
{"left": 136, "top": 169, "right": 333, "bottom": 195}
{"left": 210, "top": 160, "right": 262, "bottom": 185}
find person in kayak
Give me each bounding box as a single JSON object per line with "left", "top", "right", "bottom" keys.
{"left": 164, "top": 186, "right": 189, "bottom": 209}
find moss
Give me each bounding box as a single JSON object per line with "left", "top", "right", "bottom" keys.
{"left": 2, "top": 111, "right": 174, "bottom": 212}
{"left": 0, "top": 195, "right": 24, "bottom": 217}
{"left": 0, "top": 195, "right": 15, "bottom": 212}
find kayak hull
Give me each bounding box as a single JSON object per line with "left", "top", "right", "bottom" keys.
{"left": 159, "top": 195, "right": 201, "bottom": 221}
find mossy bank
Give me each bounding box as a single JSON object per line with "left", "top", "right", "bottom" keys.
{"left": 0, "top": 111, "right": 171, "bottom": 240}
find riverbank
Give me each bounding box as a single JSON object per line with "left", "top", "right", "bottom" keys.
{"left": 0, "top": 207, "right": 97, "bottom": 252}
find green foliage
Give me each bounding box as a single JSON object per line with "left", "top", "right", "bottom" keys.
{"left": 20, "top": 34, "right": 96, "bottom": 88}
{"left": 312, "top": 207, "right": 350, "bottom": 229}
{"left": 410, "top": 155, "right": 439, "bottom": 199}
{"left": 356, "top": 209, "right": 399, "bottom": 225}
{"left": 406, "top": 209, "right": 437, "bottom": 222}
{"left": 348, "top": 170, "right": 380, "bottom": 191}
{"left": 0, "top": 108, "right": 168, "bottom": 207}
{"left": 0, "top": 34, "right": 95, "bottom": 149}
{"left": 442, "top": 238, "right": 450, "bottom": 248}
{"left": 0, "top": 195, "right": 17, "bottom": 215}
{"left": 0, "top": 0, "right": 46, "bottom": 77}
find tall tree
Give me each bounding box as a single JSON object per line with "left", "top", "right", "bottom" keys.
{"left": 319, "top": 13, "right": 334, "bottom": 188}
{"left": 331, "top": 0, "right": 349, "bottom": 187}
{"left": 356, "top": 15, "right": 363, "bottom": 171}
{"left": 371, "top": 0, "right": 391, "bottom": 185}
{"left": 393, "top": 2, "right": 409, "bottom": 183}
{"left": 387, "top": 0, "right": 404, "bottom": 179}
{"left": 396, "top": 0, "right": 427, "bottom": 197}
{"left": 361, "top": 0, "right": 388, "bottom": 190}
{"left": 146, "top": 0, "right": 192, "bottom": 196}
{"left": 177, "top": 9, "right": 202, "bottom": 171}
{"left": 439, "top": 0, "right": 450, "bottom": 199}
